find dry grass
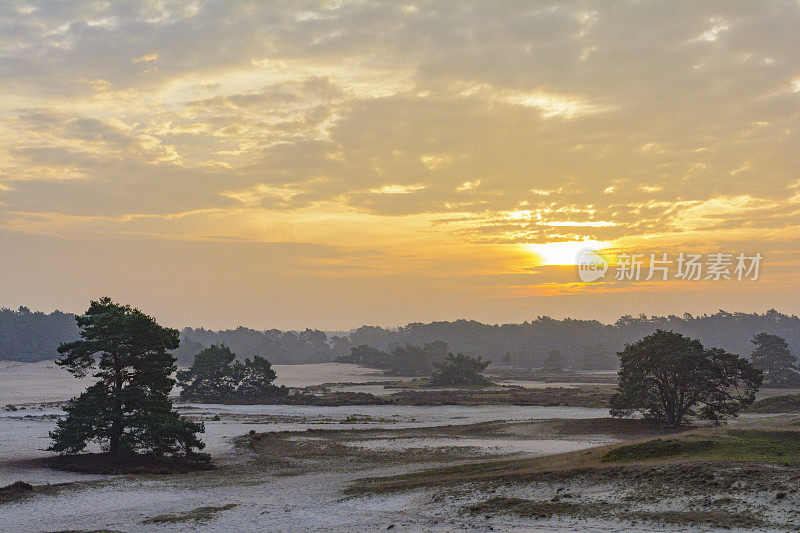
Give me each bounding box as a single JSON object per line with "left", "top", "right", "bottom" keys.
{"left": 142, "top": 503, "right": 237, "bottom": 524}
{"left": 347, "top": 419, "right": 800, "bottom": 494}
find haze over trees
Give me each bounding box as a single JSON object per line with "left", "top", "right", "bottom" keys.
{"left": 542, "top": 349, "right": 565, "bottom": 373}
{"left": 334, "top": 341, "right": 449, "bottom": 376}
{"left": 610, "top": 330, "right": 762, "bottom": 428}
{"left": 750, "top": 333, "right": 799, "bottom": 387}
{"left": 49, "top": 298, "right": 206, "bottom": 460}
{"left": 0, "top": 307, "right": 78, "bottom": 361}
{"left": 174, "top": 326, "right": 334, "bottom": 365}
{"left": 4, "top": 307, "right": 800, "bottom": 373}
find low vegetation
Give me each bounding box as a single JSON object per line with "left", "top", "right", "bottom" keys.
{"left": 48, "top": 452, "right": 213, "bottom": 475}
{"left": 747, "top": 394, "right": 800, "bottom": 413}
{"left": 466, "top": 495, "right": 768, "bottom": 529}
{"left": 720, "top": 430, "right": 800, "bottom": 463}
{"left": 143, "top": 504, "right": 237, "bottom": 524}
{"left": 428, "top": 353, "right": 491, "bottom": 387}
{"left": 601, "top": 430, "right": 800, "bottom": 465}
{"left": 387, "top": 386, "right": 611, "bottom": 406}
{"left": 0, "top": 481, "right": 57, "bottom": 504}
{"left": 177, "top": 344, "right": 288, "bottom": 403}
{"left": 348, "top": 426, "right": 800, "bottom": 495}
{"left": 467, "top": 496, "right": 595, "bottom": 519}
{"left": 600, "top": 438, "right": 717, "bottom": 463}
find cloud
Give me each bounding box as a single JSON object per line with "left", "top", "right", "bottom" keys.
{"left": 369, "top": 184, "right": 425, "bottom": 194}
{"left": 1, "top": 1, "right": 800, "bottom": 326}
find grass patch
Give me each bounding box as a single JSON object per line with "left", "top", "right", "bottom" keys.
{"left": 601, "top": 438, "right": 717, "bottom": 463}
{"left": 717, "top": 430, "right": 800, "bottom": 463}
{"left": 49, "top": 530, "right": 122, "bottom": 532}
{"left": 0, "top": 480, "right": 60, "bottom": 504}
{"left": 142, "top": 503, "right": 237, "bottom": 524}
{"left": 466, "top": 496, "right": 767, "bottom": 528}
{"left": 620, "top": 509, "right": 766, "bottom": 528}
{"left": 466, "top": 496, "right": 588, "bottom": 518}
{"left": 602, "top": 430, "right": 800, "bottom": 465}
{"left": 748, "top": 394, "right": 800, "bottom": 413}
{"left": 347, "top": 457, "right": 529, "bottom": 494}
{"left": 348, "top": 427, "right": 800, "bottom": 495}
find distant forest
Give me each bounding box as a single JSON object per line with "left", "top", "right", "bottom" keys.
{"left": 2, "top": 306, "right": 798, "bottom": 370}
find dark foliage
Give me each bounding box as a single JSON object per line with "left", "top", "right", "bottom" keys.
{"left": 542, "top": 349, "right": 564, "bottom": 373}
{"left": 429, "top": 353, "right": 491, "bottom": 387}
{"left": 177, "top": 345, "right": 287, "bottom": 402}
{"left": 610, "top": 330, "right": 762, "bottom": 427}
{"left": 335, "top": 341, "right": 449, "bottom": 376}
{"left": 48, "top": 452, "right": 213, "bottom": 475}
{"left": 0, "top": 307, "right": 78, "bottom": 361}
{"left": 49, "top": 298, "right": 206, "bottom": 459}
{"left": 334, "top": 344, "right": 391, "bottom": 368}
{"left": 750, "top": 333, "right": 800, "bottom": 387}
{"left": 5, "top": 308, "right": 800, "bottom": 372}
{"left": 138, "top": 310, "right": 800, "bottom": 370}
{"left": 174, "top": 326, "right": 333, "bottom": 365}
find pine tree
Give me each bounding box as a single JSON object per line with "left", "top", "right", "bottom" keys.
{"left": 177, "top": 346, "right": 285, "bottom": 402}
{"left": 751, "top": 333, "right": 799, "bottom": 387}
{"left": 237, "top": 355, "right": 279, "bottom": 398}
{"left": 49, "top": 298, "right": 206, "bottom": 459}
{"left": 177, "top": 345, "right": 240, "bottom": 402}
{"left": 610, "top": 330, "right": 762, "bottom": 427}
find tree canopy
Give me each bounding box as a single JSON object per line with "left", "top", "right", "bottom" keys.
{"left": 335, "top": 341, "right": 449, "bottom": 376}
{"left": 177, "top": 345, "right": 286, "bottom": 403}
{"left": 750, "top": 333, "right": 799, "bottom": 387}
{"left": 429, "top": 353, "right": 491, "bottom": 387}
{"left": 6, "top": 308, "right": 800, "bottom": 373}
{"left": 49, "top": 298, "right": 206, "bottom": 459}
{"left": 610, "top": 330, "right": 761, "bottom": 428}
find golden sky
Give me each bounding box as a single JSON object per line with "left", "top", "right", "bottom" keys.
{"left": 1, "top": 1, "right": 799, "bottom": 329}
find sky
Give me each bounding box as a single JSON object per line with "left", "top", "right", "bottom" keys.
{"left": 1, "top": 1, "right": 799, "bottom": 330}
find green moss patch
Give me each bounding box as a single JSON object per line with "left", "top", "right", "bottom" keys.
{"left": 601, "top": 438, "right": 717, "bottom": 463}
{"left": 718, "top": 430, "right": 800, "bottom": 463}
{"left": 602, "top": 430, "right": 800, "bottom": 465}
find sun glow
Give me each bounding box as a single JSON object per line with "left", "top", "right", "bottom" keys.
{"left": 526, "top": 240, "right": 609, "bottom": 266}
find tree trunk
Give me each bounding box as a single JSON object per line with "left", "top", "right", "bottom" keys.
{"left": 109, "top": 424, "right": 120, "bottom": 455}
{"left": 110, "top": 355, "right": 123, "bottom": 455}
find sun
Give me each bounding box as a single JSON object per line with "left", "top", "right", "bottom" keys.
{"left": 526, "top": 240, "right": 609, "bottom": 266}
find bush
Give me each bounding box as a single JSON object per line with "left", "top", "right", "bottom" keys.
{"left": 429, "top": 354, "right": 491, "bottom": 387}
{"left": 178, "top": 345, "right": 287, "bottom": 403}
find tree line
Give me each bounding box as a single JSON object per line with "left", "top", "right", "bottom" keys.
{"left": 3, "top": 306, "right": 800, "bottom": 370}
{"left": 49, "top": 298, "right": 782, "bottom": 464}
